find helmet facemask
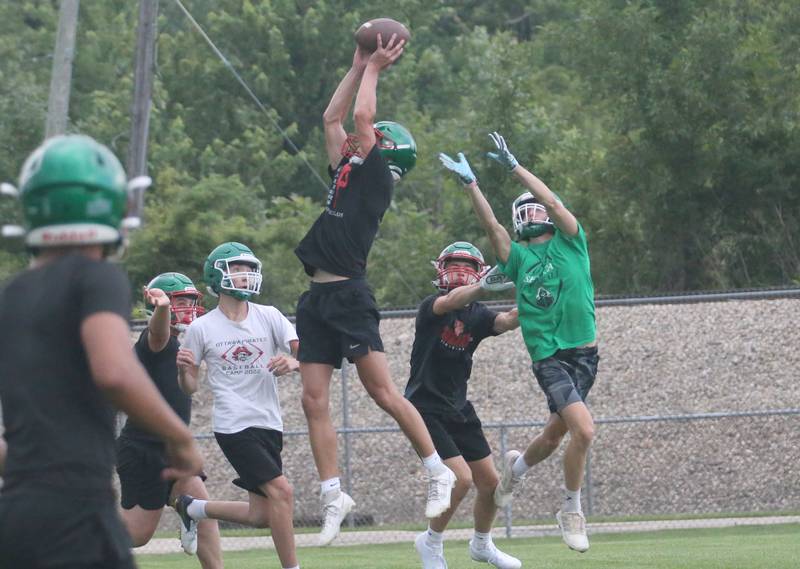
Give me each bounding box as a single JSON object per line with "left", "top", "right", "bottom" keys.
{"left": 432, "top": 242, "right": 488, "bottom": 292}
{"left": 169, "top": 292, "right": 206, "bottom": 331}
{"left": 513, "top": 193, "right": 554, "bottom": 240}
{"left": 212, "top": 256, "right": 263, "bottom": 300}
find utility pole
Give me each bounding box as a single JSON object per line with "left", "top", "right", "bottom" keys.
{"left": 128, "top": 0, "right": 159, "bottom": 220}
{"left": 45, "top": 0, "right": 80, "bottom": 138}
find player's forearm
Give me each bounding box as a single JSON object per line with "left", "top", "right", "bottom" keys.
{"left": 147, "top": 304, "right": 171, "bottom": 350}
{"left": 434, "top": 283, "right": 484, "bottom": 314}
{"left": 353, "top": 64, "right": 379, "bottom": 127}
{"left": 103, "top": 368, "right": 194, "bottom": 445}
{"left": 178, "top": 367, "right": 199, "bottom": 395}
{"left": 323, "top": 66, "right": 364, "bottom": 125}
{"left": 465, "top": 182, "right": 511, "bottom": 262}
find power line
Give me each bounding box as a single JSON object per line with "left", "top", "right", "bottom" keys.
{"left": 171, "top": 0, "right": 328, "bottom": 190}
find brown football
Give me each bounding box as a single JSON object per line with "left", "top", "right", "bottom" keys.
{"left": 355, "top": 18, "right": 410, "bottom": 52}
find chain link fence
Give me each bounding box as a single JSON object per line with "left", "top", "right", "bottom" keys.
{"left": 130, "top": 289, "right": 800, "bottom": 553}
{"left": 3, "top": 289, "right": 799, "bottom": 554}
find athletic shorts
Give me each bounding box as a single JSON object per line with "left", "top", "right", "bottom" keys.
{"left": 532, "top": 346, "right": 599, "bottom": 414}
{"left": 418, "top": 402, "right": 492, "bottom": 462}
{"left": 296, "top": 278, "right": 384, "bottom": 368}
{"left": 115, "top": 436, "right": 207, "bottom": 510}
{"left": 0, "top": 490, "right": 135, "bottom": 568}
{"left": 215, "top": 427, "right": 283, "bottom": 496}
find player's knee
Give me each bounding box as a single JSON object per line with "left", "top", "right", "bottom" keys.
{"left": 368, "top": 385, "right": 397, "bottom": 412}
{"left": 454, "top": 472, "right": 473, "bottom": 494}
{"left": 301, "top": 390, "right": 328, "bottom": 418}
{"left": 269, "top": 479, "right": 294, "bottom": 506}
{"left": 474, "top": 472, "right": 498, "bottom": 494}
{"left": 571, "top": 423, "right": 595, "bottom": 448}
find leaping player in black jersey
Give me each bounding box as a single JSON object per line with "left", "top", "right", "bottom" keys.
{"left": 294, "top": 35, "right": 456, "bottom": 546}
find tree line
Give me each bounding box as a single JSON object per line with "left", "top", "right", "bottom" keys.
{"left": 1, "top": 0, "right": 798, "bottom": 313}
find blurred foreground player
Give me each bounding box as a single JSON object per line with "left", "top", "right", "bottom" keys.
{"left": 0, "top": 135, "right": 203, "bottom": 568}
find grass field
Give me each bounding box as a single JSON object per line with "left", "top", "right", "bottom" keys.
{"left": 136, "top": 523, "right": 800, "bottom": 569}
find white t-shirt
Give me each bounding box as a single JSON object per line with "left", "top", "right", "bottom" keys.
{"left": 182, "top": 302, "right": 298, "bottom": 434}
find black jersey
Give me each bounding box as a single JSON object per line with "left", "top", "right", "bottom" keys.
{"left": 120, "top": 328, "right": 191, "bottom": 442}
{"left": 295, "top": 145, "right": 393, "bottom": 278}
{"left": 0, "top": 254, "right": 131, "bottom": 495}
{"left": 404, "top": 294, "right": 498, "bottom": 416}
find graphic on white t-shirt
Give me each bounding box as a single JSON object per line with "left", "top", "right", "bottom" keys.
{"left": 182, "top": 302, "right": 298, "bottom": 434}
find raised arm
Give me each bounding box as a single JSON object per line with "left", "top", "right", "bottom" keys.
{"left": 438, "top": 152, "right": 513, "bottom": 263}
{"left": 323, "top": 47, "right": 370, "bottom": 170}
{"left": 144, "top": 287, "right": 171, "bottom": 353}
{"left": 488, "top": 132, "right": 578, "bottom": 236}
{"left": 353, "top": 34, "right": 405, "bottom": 156}
{"left": 432, "top": 283, "right": 484, "bottom": 315}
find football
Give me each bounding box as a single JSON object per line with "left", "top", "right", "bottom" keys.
{"left": 355, "top": 18, "right": 410, "bottom": 52}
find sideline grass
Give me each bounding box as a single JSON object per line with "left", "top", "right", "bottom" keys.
{"left": 137, "top": 523, "right": 800, "bottom": 569}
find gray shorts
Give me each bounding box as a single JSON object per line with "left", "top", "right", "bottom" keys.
{"left": 532, "top": 346, "right": 599, "bottom": 414}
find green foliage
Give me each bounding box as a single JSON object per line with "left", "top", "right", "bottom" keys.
{"left": 1, "top": 0, "right": 798, "bottom": 300}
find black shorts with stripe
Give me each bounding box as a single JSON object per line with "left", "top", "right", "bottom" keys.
{"left": 296, "top": 278, "right": 384, "bottom": 368}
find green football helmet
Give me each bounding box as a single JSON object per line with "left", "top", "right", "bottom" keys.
{"left": 16, "top": 135, "right": 130, "bottom": 248}
{"left": 204, "top": 242, "right": 262, "bottom": 301}
{"left": 512, "top": 191, "right": 555, "bottom": 240}
{"left": 374, "top": 121, "right": 416, "bottom": 179}
{"left": 145, "top": 272, "right": 205, "bottom": 328}
{"left": 432, "top": 241, "right": 487, "bottom": 292}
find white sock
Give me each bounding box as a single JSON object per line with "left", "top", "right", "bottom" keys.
{"left": 563, "top": 487, "right": 581, "bottom": 514}
{"left": 511, "top": 454, "right": 529, "bottom": 478}
{"left": 283, "top": 565, "right": 300, "bottom": 569}
{"left": 422, "top": 452, "right": 447, "bottom": 475}
{"left": 472, "top": 530, "right": 492, "bottom": 549}
{"left": 186, "top": 499, "right": 208, "bottom": 520}
{"left": 426, "top": 525, "right": 444, "bottom": 547}
{"left": 319, "top": 476, "right": 342, "bottom": 496}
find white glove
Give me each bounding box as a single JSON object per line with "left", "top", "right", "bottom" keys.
{"left": 479, "top": 265, "right": 515, "bottom": 292}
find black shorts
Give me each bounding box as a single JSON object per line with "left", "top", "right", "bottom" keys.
{"left": 0, "top": 490, "right": 135, "bottom": 569}
{"left": 296, "top": 278, "right": 384, "bottom": 368}
{"left": 215, "top": 427, "right": 283, "bottom": 496}
{"left": 418, "top": 402, "right": 492, "bottom": 462}
{"left": 116, "top": 436, "right": 173, "bottom": 510}
{"left": 532, "top": 346, "right": 599, "bottom": 414}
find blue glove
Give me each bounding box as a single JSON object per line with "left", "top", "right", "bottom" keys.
{"left": 438, "top": 152, "right": 476, "bottom": 184}
{"left": 487, "top": 131, "right": 519, "bottom": 171}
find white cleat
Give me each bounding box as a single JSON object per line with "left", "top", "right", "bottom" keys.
{"left": 556, "top": 510, "right": 589, "bottom": 552}
{"left": 469, "top": 539, "right": 522, "bottom": 569}
{"left": 425, "top": 466, "right": 457, "bottom": 519}
{"left": 173, "top": 494, "right": 199, "bottom": 555}
{"left": 494, "top": 450, "right": 522, "bottom": 508}
{"left": 318, "top": 490, "right": 355, "bottom": 546}
{"left": 415, "top": 531, "right": 448, "bottom": 569}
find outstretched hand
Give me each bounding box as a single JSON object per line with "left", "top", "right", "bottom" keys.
{"left": 479, "top": 265, "right": 515, "bottom": 292}
{"left": 438, "top": 152, "right": 477, "bottom": 185}
{"left": 368, "top": 33, "right": 405, "bottom": 71}
{"left": 144, "top": 286, "right": 170, "bottom": 308}
{"left": 487, "top": 131, "right": 519, "bottom": 171}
